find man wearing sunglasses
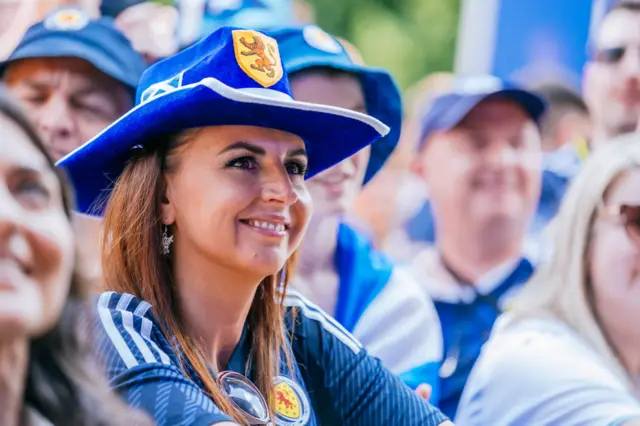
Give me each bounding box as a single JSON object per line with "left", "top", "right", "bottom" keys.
{"left": 584, "top": 0, "right": 640, "bottom": 147}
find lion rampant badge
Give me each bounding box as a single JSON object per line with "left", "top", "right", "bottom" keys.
{"left": 272, "top": 376, "right": 310, "bottom": 425}
{"left": 232, "top": 30, "right": 283, "bottom": 88}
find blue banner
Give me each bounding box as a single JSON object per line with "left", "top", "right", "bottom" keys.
{"left": 455, "top": 0, "right": 619, "bottom": 90}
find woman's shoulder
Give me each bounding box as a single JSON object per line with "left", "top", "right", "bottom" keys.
{"left": 94, "top": 291, "right": 178, "bottom": 372}
{"left": 477, "top": 315, "right": 610, "bottom": 382}
{"left": 457, "top": 315, "right": 639, "bottom": 425}
{"left": 283, "top": 290, "right": 363, "bottom": 356}
{"left": 96, "top": 291, "right": 156, "bottom": 319}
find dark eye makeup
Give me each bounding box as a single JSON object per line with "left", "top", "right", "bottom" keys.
{"left": 224, "top": 155, "right": 308, "bottom": 177}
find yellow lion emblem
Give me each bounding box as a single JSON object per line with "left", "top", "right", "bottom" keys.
{"left": 232, "top": 30, "right": 283, "bottom": 88}
{"left": 239, "top": 36, "right": 277, "bottom": 79}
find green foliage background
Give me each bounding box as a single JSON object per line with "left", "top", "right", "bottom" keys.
{"left": 307, "top": 0, "right": 461, "bottom": 91}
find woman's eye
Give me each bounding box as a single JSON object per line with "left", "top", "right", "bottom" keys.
{"left": 15, "top": 179, "right": 51, "bottom": 209}
{"left": 286, "top": 160, "right": 308, "bottom": 176}
{"left": 25, "top": 95, "right": 47, "bottom": 106}
{"left": 227, "top": 156, "right": 258, "bottom": 170}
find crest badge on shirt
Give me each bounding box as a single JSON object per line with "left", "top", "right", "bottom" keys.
{"left": 232, "top": 29, "right": 283, "bottom": 88}
{"left": 44, "top": 8, "right": 90, "bottom": 31}
{"left": 272, "top": 376, "right": 310, "bottom": 426}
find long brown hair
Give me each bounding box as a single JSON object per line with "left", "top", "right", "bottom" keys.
{"left": 0, "top": 85, "right": 150, "bottom": 425}
{"left": 101, "top": 130, "right": 295, "bottom": 424}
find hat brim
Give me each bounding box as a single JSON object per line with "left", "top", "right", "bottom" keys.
{"left": 288, "top": 60, "right": 402, "bottom": 185}
{"left": 440, "top": 88, "right": 546, "bottom": 131}
{"left": 56, "top": 77, "right": 389, "bottom": 216}
{"left": 0, "top": 36, "right": 138, "bottom": 90}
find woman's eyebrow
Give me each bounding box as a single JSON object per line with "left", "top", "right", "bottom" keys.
{"left": 287, "top": 148, "right": 307, "bottom": 157}
{"left": 219, "top": 141, "right": 266, "bottom": 155}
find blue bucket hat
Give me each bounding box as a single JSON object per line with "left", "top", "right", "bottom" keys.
{"left": 0, "top": 7, "right": 145, "bottom": 92}
{"left": 418, "top": 75, "right": 546, "bottom": 149}
{"left": 56, "top": 26, "right": 389, "bottom": 216}
{"left": 271, "top": 25, "right": 402, "bottom": 185}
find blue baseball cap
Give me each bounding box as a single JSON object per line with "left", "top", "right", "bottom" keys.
{"left": 56, "top": 26, "right": 389, "bottom": 216}
{"left": 271, "top": 25, "right": 402, "bottom": 185}
{"left": 0, "top": 7, "right": 145, "bottom": 92}
{"left": 418, "top": 75, "right": 546, "bottom": 150}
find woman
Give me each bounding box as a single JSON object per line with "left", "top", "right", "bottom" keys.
{"left": 456, "top": 133, "right": 640, "bottom": 426}
{"left": 0, "top": 86, "right": 149, "bottom": 425}
{"left": 57, "top": 27, "right": 451, "bottom": 426}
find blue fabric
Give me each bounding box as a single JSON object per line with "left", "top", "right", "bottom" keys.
{"left": 333, "top": 223, "right": 394, "bottom": 332}
{"left": 0, "top": 7, "right": 145, "bottom": 91}
{"left": 56, "top": 25, "right": 388, "bottom": 216}
{"left": 399, "top": 362, "right": 442, "bottom": 403}
{"left": 418, "top": 75, "right": 546, "bottom": 150}
{"left": 434, "top": 258, "right": 535, "bottom": 419}
{"left": 272, "top": 26, "right": 402, "bottom": 184}
{"left": 333, "top": 223, "right": 441, "bottom": 396}
{"left": 531, "top": 169, "right": 572, "bottom": 233}
{"left": 99, "top": 0, "right": 144, "bottom": 17}
{"left": 95, "top": 291, "right": 450, "bottom": 425}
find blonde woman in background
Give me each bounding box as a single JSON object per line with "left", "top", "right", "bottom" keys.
{"left": 456, "top": 133, "right": 640, "bottom": 426}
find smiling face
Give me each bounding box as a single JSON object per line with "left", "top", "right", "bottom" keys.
{"left": 589, "top": 169, "right": 640, "bottom": 365}
{"left": 289, "top": 69, "right": 370, "bottom": 216}
{"left": 160, "top": 125, "right": 312, "bottom": 278}
{"left": 417, "top": 98, "right": 542, "bottom": 240}
{"left": 0, "top": 112, "right": 75, "bottom": 340}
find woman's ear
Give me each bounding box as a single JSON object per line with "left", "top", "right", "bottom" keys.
{"left": 159, "top": 181, "right": 176, "bottom": 226}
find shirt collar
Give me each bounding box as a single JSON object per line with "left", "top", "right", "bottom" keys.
{"left": 412, "top": 238, "right": 542, "bottom": 303}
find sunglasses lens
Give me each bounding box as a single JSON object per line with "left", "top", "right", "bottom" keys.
{"left": 621, "top": 205, "right": 640, "bottom": 242}
{"left": 596, "top": 46, "right": 626, "bottom": 63}
{"left": 217, "top": 371, "right": 269, "bottom": 424}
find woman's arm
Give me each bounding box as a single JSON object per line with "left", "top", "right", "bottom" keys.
{"left": 456, "top": 325, "right": 640, "bottom": 426}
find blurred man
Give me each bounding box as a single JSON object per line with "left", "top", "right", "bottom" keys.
{"left": 535, "top": 83, "right": 591, "bottom": 153}
{"left": 583, "top": 0, "right": 640, "bottom": 146}
{"left": 409, "top": 76, "right": 546, "bottom": 418}
{"left": 274, "top": 26, "right": 443, "bottom": 400}
{"left": 1, "top": 6, "right": 145, "bottom": 161}
{"left": 1, "top": 6, "right": 145, "bottom": 285}
{"left": 533, "top": 83, "right": 591, "bottom": 231}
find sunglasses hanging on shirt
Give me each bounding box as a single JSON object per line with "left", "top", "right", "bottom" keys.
{"left": 216, "top": 371, "right": 271, "bottom": 425}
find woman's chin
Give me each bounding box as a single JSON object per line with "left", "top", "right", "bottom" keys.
{"left": 239, "top": 253, "right": 288, "bottom": 282}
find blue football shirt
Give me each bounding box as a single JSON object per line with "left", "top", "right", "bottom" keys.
{"left": 94, "top": 291, "right": 450, "bottom": 426}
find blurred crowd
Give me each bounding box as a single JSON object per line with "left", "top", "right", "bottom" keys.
{"left": 1, "top": 0, "right": 640, "bottom": 425}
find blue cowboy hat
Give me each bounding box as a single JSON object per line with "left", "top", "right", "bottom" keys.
{"left": 56, "top": 26, "right": 389, "bottom": 216}
{"left": 0, "top": 7, "right": 145, "bottom": 93}
{"left": 271, "top": 25, "right": 402, "bottom": 185}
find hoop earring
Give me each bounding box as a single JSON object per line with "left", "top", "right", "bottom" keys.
{"left": 161, "top": 225, "right": 174, "bottom": 255}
